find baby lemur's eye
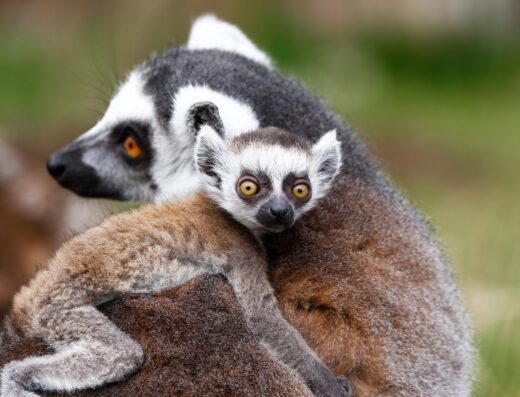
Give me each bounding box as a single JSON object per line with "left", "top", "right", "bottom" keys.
{"left": 291, "top": 183, "right": 310, "bottom": 199}
{"left": 123, "top": 136, "right": 143, "bottom": 159}
{"left": 238, "top": 178, "right": 259, "bottom": 197}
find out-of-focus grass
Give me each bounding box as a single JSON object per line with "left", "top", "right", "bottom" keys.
{"left": 0, "top": 5, "right": 518, "bottom": 396}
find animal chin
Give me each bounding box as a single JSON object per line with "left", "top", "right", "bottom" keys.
{"left": 260, "top": 222, "right": 292, "bottom": 234}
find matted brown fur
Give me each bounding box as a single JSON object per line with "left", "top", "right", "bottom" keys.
{"left": 265, "top": 174, "right": 472, "bottom": 396}
{"left": 0, "top": 275, "right": 309, "bottom": 397}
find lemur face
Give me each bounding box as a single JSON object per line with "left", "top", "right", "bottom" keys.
{"left": 193, "top": 103, "right": 341, "bottom": 235}
{"left": 46, "top": 72, "right": 162, "bottom": 201}
{"left": 46, "top": 15, "right": 267, "bottom": 203}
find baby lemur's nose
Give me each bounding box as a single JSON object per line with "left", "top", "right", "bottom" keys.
{"left": 269, "top": 202, "right": 290, "bottom": 218}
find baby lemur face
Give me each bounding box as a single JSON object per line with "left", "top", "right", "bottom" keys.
{"left": 191, "top": 102, "right": 342, "bottom": 235}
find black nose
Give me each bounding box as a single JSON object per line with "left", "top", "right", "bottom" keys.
{"left": 47, "top": 153, "right": 67, "bottom": 179}
{"left": 269, "top": 203, "right": 290, "bottom": 218}
{"left": 256, "top": 197, "right": 295, "bottom": 232}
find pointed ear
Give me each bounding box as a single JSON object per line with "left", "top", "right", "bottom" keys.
{"left": 187, "top": 14, "right": 272, "bottom": 68}
{"left": 312, "top": 129, "right": 342, "bottom": 184}
{"left": 187, "top": 101, "right": 225, "bottom": 138}
{"left": 194, "top": 124, "right": 229, "bottom": 184}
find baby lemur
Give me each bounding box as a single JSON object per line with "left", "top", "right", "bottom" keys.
{"left": 0, "top": 104, "right": 347, "bottom": 397}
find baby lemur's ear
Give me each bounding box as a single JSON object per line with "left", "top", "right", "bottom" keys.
{"left": 187, "top": 101, "right": 225, "bottom": 138}
{"left": 194, "top": 123, "right": 229, "bottom": 184}
{"left": 312, "top": 129, "right": 342, "bottom": 184}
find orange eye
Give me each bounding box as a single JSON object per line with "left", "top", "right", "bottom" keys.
{"left": 238, "top": 179, "right": 259, "bottom": 197}
{"left": 291, "top": 183, "right": 310, "bottom": 199}
{"left": 123, "top": 136, "right": 142, "bottom": 159}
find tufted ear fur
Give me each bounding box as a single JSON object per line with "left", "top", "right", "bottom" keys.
{"left": 187, "top": 14, "right": 272, "bottom": 67}
{"left": 187, "top": 101, "right": 225, "bottom": 138}
{"left": 194, "top": 124, "right": 229, "bottom": 186}
{"left": 312, "top": 129, "right": 342, "bottom": 185}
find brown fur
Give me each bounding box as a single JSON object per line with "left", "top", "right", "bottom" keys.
{"left": 265, "top": 174, "right": 472, "bottom": 396}
{"left": 2, "top": 192, "right": 349, "bottom": 396}
{"left": 10, "top": 194, "right": 259, "bottom": 336}
{"left": 1, "top": 275, "right": 310, "bottom": 397}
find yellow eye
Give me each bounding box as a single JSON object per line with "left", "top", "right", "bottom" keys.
{"left": 123, "top": 136, "right": 142, "bottom": 159}
{"left": 239, "top": 179, "right": 259, "bottom": 197}
{"left": 292, "top": 183, "right": 310, "bottom": 199}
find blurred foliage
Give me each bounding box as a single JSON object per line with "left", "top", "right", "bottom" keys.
{"left": 0, "top": 1, "right": 518, "bottom": 396}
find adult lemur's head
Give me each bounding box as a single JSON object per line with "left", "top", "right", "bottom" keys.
{"left": 191, "top": 103, "right": 341, "bottom": 235}
{"left": 46, "top": 15, "right": 272, "bottom": 203}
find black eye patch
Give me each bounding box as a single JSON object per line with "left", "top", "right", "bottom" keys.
{"left": 254, "top": 171, "right": 272, "bottom": 187}
{"left": 238, "top": 169, "right": 272, "bottom": 203}
{"left": 282, "top": 173, "right": 311, "bottom": 206}
{"left": 110, "top": 121, "right": 154, "bottom": 169}
{"left": 282, "top": 172, "right": 309, "bottom": 188}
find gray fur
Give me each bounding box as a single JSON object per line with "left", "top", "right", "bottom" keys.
{"left": 142, "top": 48, "right": 377, "bottom": 181}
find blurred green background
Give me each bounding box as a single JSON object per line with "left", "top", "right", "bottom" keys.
{"left": 0, "top": 1, "right": 518, "bottom": 395}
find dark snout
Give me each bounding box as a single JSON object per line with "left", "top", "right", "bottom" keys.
{"left": 47, "top": 142, "right": 119, "bottom": 199}
{"left": 47, "top": 148, "right": 71, "bottom": 179}
{"left": 256, "top": 197, "right": 294, "bottom": 232}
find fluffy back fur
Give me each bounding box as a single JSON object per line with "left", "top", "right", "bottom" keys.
{"left": 2, "top": 193, "right": 349, "bottom": 397}
{"left": 0, "top": 276, "right": 311, "bottom": 397}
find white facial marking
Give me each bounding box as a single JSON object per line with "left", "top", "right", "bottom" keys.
{"left": 81, "top": 71, "right": 155, "bottom": 141}
{"left": 187, "top": 14, "right": 272, "bottom": 68}
{"left": 223, "top": 145, "right": 313, "bottom": 230}
{"left": 238, "top": 145, "right": 311, "bottom": 186}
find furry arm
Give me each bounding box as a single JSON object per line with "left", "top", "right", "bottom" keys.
{"left": 0, "top": 275, "right": 311, "bottom": 397}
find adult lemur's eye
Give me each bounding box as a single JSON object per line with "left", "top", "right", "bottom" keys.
{"left": 123, "top": 136, "right": 143, "bottom": 159}
{"left": 291, "top": 183, "right": 310, "bottom": 199}
{"left": 238, "top": 179, "right": 259, "bottom": 197}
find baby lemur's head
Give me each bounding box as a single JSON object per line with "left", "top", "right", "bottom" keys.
{"left": 190, "top": 102, "right": 342, "bottom": 235}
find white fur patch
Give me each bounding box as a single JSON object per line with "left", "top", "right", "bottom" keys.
{"left": 236, "top": 145, "right": 312, "bottom": 189}
{"left": 171, "top": 85, "right": 260, "bottom": 142}
{"left": 81, "top": 71, "right": 155, "bottom": 140}
{"left": 187, "top": 14, "right": 272, "bottom": 68}
{"left": 152, "top": 162, "right": 202, "bottom": 204}
{"left": 217, "top": 144, "right": 315, "bottom": 232}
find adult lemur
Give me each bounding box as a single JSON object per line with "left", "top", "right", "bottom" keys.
{"left": 1, "top": 104, "right": 348, "bottom": 397}
{"left": 44, "top": 15, "right": 473, "bottom": 396}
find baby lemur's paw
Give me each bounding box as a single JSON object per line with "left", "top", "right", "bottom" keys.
{"left": 308, "top": 365, "right": 351, "bottom": 397}
{"left": 1, "top": 361, "right": 41, "bottom": 397}
{"left": 336, "top": 375, "right": 352, "bottom": 396}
